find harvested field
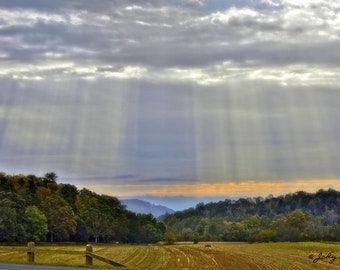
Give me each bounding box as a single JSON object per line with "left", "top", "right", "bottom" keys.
{"left": 0, "top": 242, "right": 340, "bottom": 269}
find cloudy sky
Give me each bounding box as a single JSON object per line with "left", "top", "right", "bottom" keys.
{"left": 1, "top": 0, "right": 340, "bottom": 200}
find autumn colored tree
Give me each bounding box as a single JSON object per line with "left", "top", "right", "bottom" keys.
{"left": 40, "top": 195, "right": 76, "bottom": 242}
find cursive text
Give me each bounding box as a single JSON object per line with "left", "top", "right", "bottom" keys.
{"left": 309, "top": 252, "right": 336, "bottom": 264}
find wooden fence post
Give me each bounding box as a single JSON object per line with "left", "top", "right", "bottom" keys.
{"left": 27, "top": 242, "right": 35, "bottom": 263}
{"left": 85, "top": 244, "right": 93, "bottom": 266}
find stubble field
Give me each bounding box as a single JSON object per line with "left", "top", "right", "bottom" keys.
{"left": 0, "top": 242, "right": 339, "bottom": 269}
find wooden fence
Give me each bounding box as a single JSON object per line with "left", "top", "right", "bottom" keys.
{"left": 26, "top": 242, "right": 125, "bottom": 267}
{"left": 85, "top": 244, "right": 125, "bottom": 267}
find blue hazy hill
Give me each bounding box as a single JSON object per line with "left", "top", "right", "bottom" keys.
{"left": 121, "top": 199, "right": 175, "bottom": 218}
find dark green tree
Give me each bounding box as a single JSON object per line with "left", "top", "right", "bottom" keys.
{"left": 60, "top": 184, "right": 79, "bottom": 211}
{"left": 77, "top": 189, "right": 127, "bottom": 243}
{"left": 138, "top": 224, "right": 162, "bottom": 243}
{"left": 43, "top": 172, "right": 58, "bottom": 185}
{"left": 0, "top": 192, "right": 26, "bottom": 242}
{"left": 0, "top": 172, "right": 14, "bottom": 191}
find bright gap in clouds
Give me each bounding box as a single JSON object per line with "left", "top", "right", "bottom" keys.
{"left": 1, "top": 0, "right": 340, "bottom": 200}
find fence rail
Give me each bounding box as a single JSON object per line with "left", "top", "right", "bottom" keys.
{"left": 26, "top": 242, "right": 125, "bottom": 268}
{"left": 85, "top": 244, "right": 125, "bottom": 267}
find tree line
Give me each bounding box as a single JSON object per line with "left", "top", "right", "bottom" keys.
{"left": 162, "top": 189, "right": 340, "bottom": 243}
{"left": 1, "top": 171, "right": 340, "bottom": 244}
{"left": 0, "top": 172, "right": 165, "bottom": 243}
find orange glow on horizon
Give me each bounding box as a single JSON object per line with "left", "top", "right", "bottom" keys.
{"left": 79, "top": 179, "right": 340, "bottom": 198}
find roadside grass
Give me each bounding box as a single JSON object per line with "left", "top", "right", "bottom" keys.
{"left": 1, "top": 242, "right": 340, "bottom": 269}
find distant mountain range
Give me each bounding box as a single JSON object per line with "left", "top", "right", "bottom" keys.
{"left": 120, "top": 195, "right": 239, "bottom": 212}
{"left": 121, "top": 199, "right": 175, "bottom": 218}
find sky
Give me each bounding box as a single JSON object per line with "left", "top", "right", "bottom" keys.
{"left": 1, "top": 0, "right": 340, "bottom": 205}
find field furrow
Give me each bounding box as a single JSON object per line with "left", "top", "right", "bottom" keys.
{"left": 1, "top": 242, "right": 340, "bottom": 269}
